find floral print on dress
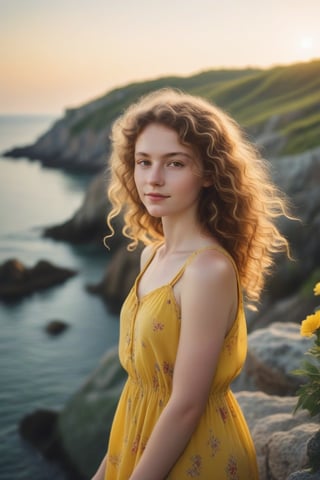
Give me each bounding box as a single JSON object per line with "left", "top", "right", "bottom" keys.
{"left": 225, "top": 455, "right": 239, "bottom": 480}
{"left": 207, "top": 429, "right": 221, "bottom": 457}
{"left": 218, "top": 405, "right": 228, "bottom": 423}
{"left": 152, "top": 373, "right": 160, "bottom": 391}
{"left": 131, "top": 433, "right": 141, "bottom": 454}
{"left": 163, "top": 361, "right": 174, "bottom": 377}
{"left": 152, "top": 318, "right": 165, "bottom": 332}
{"left": 107, "top": 453, "right": 121, "bottom": 467}
{"left": 186, "top": 454, "right": 202, "bottom": 477}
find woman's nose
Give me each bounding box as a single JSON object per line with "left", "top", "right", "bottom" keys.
{"left": 148, "top": 165, "right": 164, "bottom": 185}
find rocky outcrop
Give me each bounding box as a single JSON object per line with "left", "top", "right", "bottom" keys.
{"left": 237, "top": 392, "right": 320, "bottom": 480}
{"left": 3, "top": 90, "right": 127, "bottom": 172}
{"left": 0, "top": 258, "right": 77, "bottom": 300}
{"left": 240, "top": 322, "right": 314, "bottom": 395}
{"left": 19, "top": 322, "right": 320, "bottom": 479}
{"left": 44, "top": 173, "right": 112, "bottom": 245}
{"left": 86, "top": 245, "right": 142, "bottom": 312}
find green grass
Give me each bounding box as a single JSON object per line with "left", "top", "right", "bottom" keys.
{"left": 69, "top": 59, "right": 320, "bottom": 155}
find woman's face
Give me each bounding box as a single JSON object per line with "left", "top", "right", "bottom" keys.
{"left": 134, "top": 123, "right": 207, "bottom": 220}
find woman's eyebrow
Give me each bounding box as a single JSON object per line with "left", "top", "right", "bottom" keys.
{"left": 134, "top": 151, "right": 149, "bottom": 157}
{"left": 135, "top": 151, "right": 192, "bottom": 158}
{"left": 164, "top": 151, "right": 193, "bottom": 159}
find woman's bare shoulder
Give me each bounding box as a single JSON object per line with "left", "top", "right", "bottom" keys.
{"left": 184, "top": 247, "right": 237, "bottom": 293}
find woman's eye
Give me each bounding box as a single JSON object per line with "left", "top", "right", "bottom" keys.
{"left": 168, "top": 161, "right": 184, "bottom": 168}
{"left": 136, "top": 159, "right": 151, "bottom": 167}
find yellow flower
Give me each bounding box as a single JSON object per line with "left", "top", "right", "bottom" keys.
{"left": 301, "top": 310, "right": 320, "bottom": 337}
{"left": 314, "top": 282, "right": 320, "bottom": 296}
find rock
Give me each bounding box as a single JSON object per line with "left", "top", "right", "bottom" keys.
{"left": 19, "top": 409, "right": 58, "bottom": 457}
{"left": 307, "top": 430, "right": 320, "bottom": 473}
{"left": 44, "top": 173, "right": 114, "bottom": 245}
{"left": 244, "top": 322, "right": 313, "bottom": 395}
{"left": 246, "top": 276, "right": 320, "bottom": 331}
{"left": 236, "top": 391, "right": 320, "bottom": 480}
{"left": 0, "top": 258, "right": 77, "bottom": 300}
{"left": 267, "top": 423, "right": 318, "bottom": 480}
{"left": 45, "top": 320, "right": 69, "bottom": 336}
{"left": 55, "top": 346, "right": 126, "bottom": 478}
{"left": 87, "top": 245, "right": 141, "bottom": 313}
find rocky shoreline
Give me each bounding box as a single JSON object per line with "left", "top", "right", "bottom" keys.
{"left": 0, "top": 258, "right": 77, "bottom": 300}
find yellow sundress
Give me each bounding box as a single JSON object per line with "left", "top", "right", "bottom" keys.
{"left": 105, "top": 246, "right": 259, "bottom": 479}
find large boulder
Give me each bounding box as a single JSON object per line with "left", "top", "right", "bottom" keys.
{"left": 237, "top": 392, "right": 320, "bottom": 480}
{"left": 0, "top": 258, "right": 77, "bottom": 300}
{"left": 55, "top": 346, "right": 126, "bottom": 478}
{"left": 243, "top": 322, "right": 314, "bottom": 395}
{"left": 246, "top": 271, "right": 320, "bottom": 331}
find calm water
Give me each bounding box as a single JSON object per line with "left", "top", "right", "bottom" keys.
{"left": 0, "top": 116, "right": 119, "bottom": 479}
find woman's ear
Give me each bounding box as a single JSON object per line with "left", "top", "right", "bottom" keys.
{"left": 202, "top": 177, "right": 213, "bottom": 187}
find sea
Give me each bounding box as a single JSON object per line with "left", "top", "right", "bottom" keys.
{"left": 0, "top": 115, "right": 120, "bottom": 479}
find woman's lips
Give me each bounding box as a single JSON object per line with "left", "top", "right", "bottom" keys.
{"left": 145, "top": 193, "right": 169, "bottom": 200}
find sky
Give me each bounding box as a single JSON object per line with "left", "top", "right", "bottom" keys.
{"left": 1, "top": 0, "right": 320, "bottom": 115}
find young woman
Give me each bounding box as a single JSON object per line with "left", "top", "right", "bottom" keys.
{"left": 92, "top": 88, "right": 290, "bottom": 479}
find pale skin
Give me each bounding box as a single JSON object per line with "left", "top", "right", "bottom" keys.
{"left": 92, "top": 123, "right": 238, "bottom": 480}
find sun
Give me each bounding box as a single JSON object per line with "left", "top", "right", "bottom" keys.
{"left": 295, "top": 35, "right": 317, "bottom": 61}
{"left": 299, "top": 36, "right": 314, "bottom": 50}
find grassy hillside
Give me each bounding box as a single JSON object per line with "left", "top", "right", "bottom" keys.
{"left": 70, "top": 59, "right": 320, "bottom": 155}
{"left": 70, "top": 68, "right": 259, "bottom": 134}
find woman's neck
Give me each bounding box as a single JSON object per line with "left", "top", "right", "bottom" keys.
{"left": 160, "top": 215, "right": 213, "bottom": 255}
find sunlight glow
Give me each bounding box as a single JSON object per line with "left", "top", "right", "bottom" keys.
{"left": 1, "top": 0, "right": 320, "bottom": 114}
{"left": 299, "top": 36, "right": 314, "bottom": 49}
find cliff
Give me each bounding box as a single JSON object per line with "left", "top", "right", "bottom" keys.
{"left": 4, "top": 60, "right": 320, "bottom": 171}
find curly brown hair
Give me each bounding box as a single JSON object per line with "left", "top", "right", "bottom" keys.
{"left": 105, "top": 88, "right": 291, "bottom": 306}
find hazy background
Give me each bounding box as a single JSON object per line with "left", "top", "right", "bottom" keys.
{"left": 1, "top": 0, "right": 320, "bottom": 115}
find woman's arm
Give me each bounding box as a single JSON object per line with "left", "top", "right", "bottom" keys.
{"left": 91, "top": 455, "right": 107, "bottom": 480}
{"left": 129, "top": 250, "right": 238, "bottom": 480}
